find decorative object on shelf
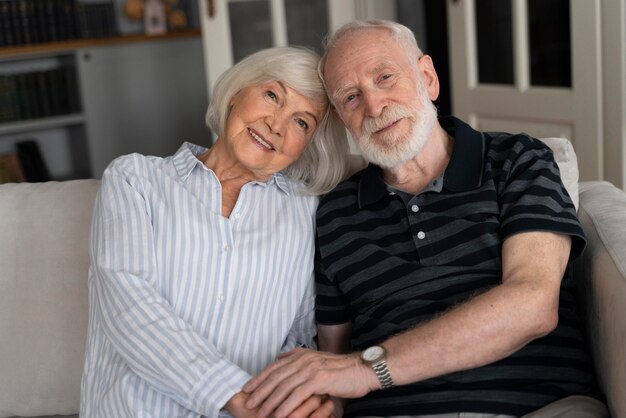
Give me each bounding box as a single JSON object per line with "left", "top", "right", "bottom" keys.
{"left": 0, "top": 153, "right": 26, "bottom": 183}
{"left": 122, "top": 0, "right": 189, "bottom": 32}
{"left": 144, "top": 0, "right": 167, "bottom": 35}
{"left": 15, "top": 139, "right": 51, "bottom": 182}
{"left": 123, "top": 0, "right": 144, "bottom": 21}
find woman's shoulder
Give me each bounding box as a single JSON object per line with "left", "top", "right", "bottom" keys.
{"left": 103, "top": 151, "right": 175, "bottom": 181}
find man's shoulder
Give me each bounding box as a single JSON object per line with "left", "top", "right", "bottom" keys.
{"left": 319, "top": 169, "right": 363, "bottom": 203}
{"left": 484, "top": 131, "right": 550, "bottom": 153}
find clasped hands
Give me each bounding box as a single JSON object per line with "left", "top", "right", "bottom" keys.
{"left": 240, "top": 348, "right": 377, "bottom": 418}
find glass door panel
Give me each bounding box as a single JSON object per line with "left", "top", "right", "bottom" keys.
{"left": 285, "top": 0, "right": 329, "bottom": 54}
{"left": 528, "top": 0, "right": 571, "bottom": 87}
{"left": 228, "top": 0, "right": 273, "bottom": 63}
{"left": 475, "top": 0, "right": 514, "bottom": 85}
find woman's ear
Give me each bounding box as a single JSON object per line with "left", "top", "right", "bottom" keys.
{"left": 417, "top": 55, "right": 440, "bottom": 102}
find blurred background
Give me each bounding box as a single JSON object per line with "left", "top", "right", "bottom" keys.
{"left": 0, "top": 0, "right": 624, "bottom": 187}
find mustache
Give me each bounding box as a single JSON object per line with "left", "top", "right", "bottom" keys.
{"left": 362, "top": 105, "right": 414, "bottom": 136}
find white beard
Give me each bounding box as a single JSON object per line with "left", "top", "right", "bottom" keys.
{"left": 355, "top": 80, "right": 438, "bottom": 169}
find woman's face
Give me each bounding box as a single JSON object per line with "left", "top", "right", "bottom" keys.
{"left": 223, "top": 81, "right": 326, "bottom": 180}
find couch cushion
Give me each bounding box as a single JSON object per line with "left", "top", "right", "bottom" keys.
{"left": 540, "top": 137, "right": 579, "bottom": 210}
{"left": 0, "top": 180, "right": 99, "bottom": 418}
{"left": 575, "top": 181, "right": 626, "bottom": 418}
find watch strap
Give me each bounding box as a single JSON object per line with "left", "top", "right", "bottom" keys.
{"left": 372, "top": 359, "right": 394, "bottom": 389}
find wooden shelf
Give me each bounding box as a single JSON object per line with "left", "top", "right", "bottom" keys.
{"left": 0, "top": 114, "right": 86, "bottom": 136}
{"left": 0, "top": 29, "right": 202, "bottom": 60}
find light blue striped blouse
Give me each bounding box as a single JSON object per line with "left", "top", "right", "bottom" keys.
{"left": 80, "top": 143, "right": 318, "bottom": 418}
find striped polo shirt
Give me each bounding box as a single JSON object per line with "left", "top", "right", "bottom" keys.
{"left": 315, "top": 117, "right": 598, "bottom": 416}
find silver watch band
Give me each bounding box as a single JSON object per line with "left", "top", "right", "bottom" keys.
{"left": 372, "top": 360, "right": 394, "bottom": 389}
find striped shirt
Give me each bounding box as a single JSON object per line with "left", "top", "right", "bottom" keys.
{"left": 315, "top": 117, "right": 597, "bottom": 416}
{"left": 80, "top": 142, "right": 318, "bottom": 418}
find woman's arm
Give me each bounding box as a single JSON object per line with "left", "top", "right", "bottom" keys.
{"left": 90, "top": 169, "right": 250, "bottom": 417}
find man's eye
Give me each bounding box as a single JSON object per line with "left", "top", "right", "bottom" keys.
{"left": 266, "top": 90, "right": 278, "bottom": 101}
{"left": 345, "top": 93, "right": 357, "bottom": 103}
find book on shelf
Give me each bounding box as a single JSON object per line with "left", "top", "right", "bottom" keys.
{"left": 0, "top": 66, "right": 81, "bottom": 123}
{"left": 0, "top": 152, "right": 26, "bottom": 183}
{"left": 16, "top": 139, "right": 51, "bottom": 182}
{"left": 0, "top": 0, "right": 118, "bottom": 47}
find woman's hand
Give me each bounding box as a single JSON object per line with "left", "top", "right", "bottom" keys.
{"left": 226, "top": 390, "right": 337, "bottom": 418}
{"left": 225, "top": 392, "right": 259, "bottom": 418}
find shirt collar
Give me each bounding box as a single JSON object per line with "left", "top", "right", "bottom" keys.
{"left": 439, "top": 116, "right": 485, "bottom": 192}
{"left": 172, "top": 142, "right": 293, "bottom": 195}
{"left": 358, "top": 116, "right": 485, "bottom": 207}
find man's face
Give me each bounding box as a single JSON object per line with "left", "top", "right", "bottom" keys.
{"left": 323, "top": 28, "right": 439, "bottom": 168}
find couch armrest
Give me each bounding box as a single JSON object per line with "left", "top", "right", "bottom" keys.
{"left": 0, "top": 180, "right": 99, "bottom": 418}
{"left": 574, "top": 181, "right": 626, "bottom": 417}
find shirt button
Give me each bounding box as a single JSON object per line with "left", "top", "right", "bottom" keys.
{"left": 411, "top": 204, "right": 419, "bottom": 213}
{"left": 218, "top": 294, "right": 225, "bottom": 302}
{"left": 417, "top": 231, "right": 426, "bottom": 239}
{"left": 233, "top": 212, "right": 240, "bottom": 219}
{"left": 223, "top": 244, "right": 231, "bottom": 252}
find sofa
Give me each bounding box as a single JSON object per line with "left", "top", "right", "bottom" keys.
{"left": 0, "top": 138, "right": 625, "bottom": 418}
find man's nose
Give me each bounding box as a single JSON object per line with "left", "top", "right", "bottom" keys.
{"left": 363, "top": 92, "right": 386, "bottom": 118}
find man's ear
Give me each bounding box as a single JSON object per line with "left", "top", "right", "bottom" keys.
{"left": 417, "top": 54, "right": 440, "bottom": 102}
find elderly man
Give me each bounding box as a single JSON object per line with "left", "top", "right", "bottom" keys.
{"left": 243, "top": 20, "right": 606, "bottom": 418}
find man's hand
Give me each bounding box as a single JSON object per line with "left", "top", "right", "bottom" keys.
{"left": 242, "top": 348, "right": 376, "bottom": 418}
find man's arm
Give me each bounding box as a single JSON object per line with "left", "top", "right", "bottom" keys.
{"left": 318, "top": 323, "right": 351, "bottom": 354}
{"left": 242, "top": 231, "right": 571, "bottom": 418}
{"left": 315, "top": 323, "right": 352, "bottom": 418}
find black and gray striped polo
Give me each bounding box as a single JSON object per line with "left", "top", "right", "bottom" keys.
{"left": 314, "top": 116, "right": 598, "bottom": 417}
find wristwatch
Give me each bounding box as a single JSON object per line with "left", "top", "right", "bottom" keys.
{"left": 361, "top": 345, "right": 394, "bottom": 389}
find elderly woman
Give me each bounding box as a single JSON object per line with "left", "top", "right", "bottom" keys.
{"left": 80, "top": 47, "right": 349, "bottom": 418}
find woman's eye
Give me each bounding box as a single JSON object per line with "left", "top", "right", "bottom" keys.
{"left": 266, "top": 90, "right": 278, "bottom": 101}
{"left": 296, "top": 118, "right": 309, "bottom": 130}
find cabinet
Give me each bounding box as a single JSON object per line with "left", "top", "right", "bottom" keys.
{"left": 1, "top": 0, "right": 209, "bottom": 181}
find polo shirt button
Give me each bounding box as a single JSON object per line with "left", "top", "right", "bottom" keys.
{"left": 411, "top": 204, "right": 419, "bottom": 213}
{"left": 417, "top": 231, "right": 426, "bottom": 239}
{"left": 223, "top": 244, "right": 231, "bottom": 252}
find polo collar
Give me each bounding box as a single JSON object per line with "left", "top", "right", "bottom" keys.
{"left": 358, "top": 116, "right": 485, "bottom": 207}
{"left": 172, "top": 142, "right": 293, "bottom": 195}
{"left": 440, "top": 116, "right": 485, "bottom": 192}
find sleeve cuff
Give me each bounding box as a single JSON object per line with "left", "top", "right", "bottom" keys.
{"left": 189, "top": 358, "right": 252, "bottom": 417}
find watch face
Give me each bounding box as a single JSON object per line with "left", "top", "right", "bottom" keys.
{"left": 362, "top": 345, "right": 385, "bottom": 362}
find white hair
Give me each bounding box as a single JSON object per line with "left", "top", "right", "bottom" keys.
{"left": 318, "top": 19, "right": 424, "bottom": 88}
{"left": 206, "top": 46, "right": 350, "bottom": 195}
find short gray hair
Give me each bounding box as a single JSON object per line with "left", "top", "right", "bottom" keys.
{"left": 318, "top": 19, "right": 424, "bottom": 90}
{"left": 206, "top": 46, "right": 350, "bottom": 195}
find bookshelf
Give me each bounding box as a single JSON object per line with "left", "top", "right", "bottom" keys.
{"left": 0, "top": 0, "right": 206, "bottom": 183}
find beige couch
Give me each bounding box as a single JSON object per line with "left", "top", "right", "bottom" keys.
{"left": 0, "top": 138, "right": 625, "bottom": 417}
